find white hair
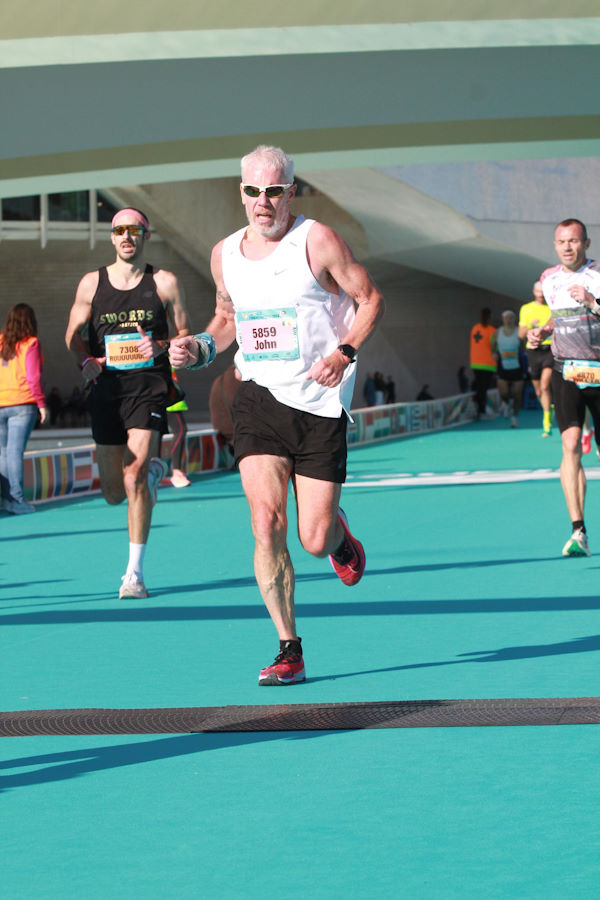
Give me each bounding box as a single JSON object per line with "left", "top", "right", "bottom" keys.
{"left": 241, "top": 145, "right": 294, "bottom": 183}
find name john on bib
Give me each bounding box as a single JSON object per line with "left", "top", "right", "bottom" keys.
{"left": 236, "top": 307, "right": 299, "bottom": 361}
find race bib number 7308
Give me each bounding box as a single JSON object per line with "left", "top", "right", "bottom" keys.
{"left": 105, "top": 332, "right": 153, "bottom": 370}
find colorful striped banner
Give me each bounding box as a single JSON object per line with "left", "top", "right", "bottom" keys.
{"left": 23, "top": 393, "right": 486, "bottom": 504}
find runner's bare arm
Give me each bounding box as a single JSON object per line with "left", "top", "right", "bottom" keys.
{"left": 490, "top": 330, "right": 499, "bottom": 361}
{"left": 569, "top": 282, "right": 599, "bottom": 311}
{"left": 65, "top": 271, "right": 105, "bottom": 378}
{"left": 305, "top": 223, "right": 385, "bottom": 386}
{"left": 169, "top": 241, "right": 236, "bottom": 369}
{"left": 137, "top": 270, "right": 192, "bottom": 360}
{"left": 207, "top": 240, "right": 238, "bottom": 350}
{"left": 528, "top": 318, "right": 554, "bottom": 348}
{"left": 155, "top": 269, "right": 191, "bottom": 337}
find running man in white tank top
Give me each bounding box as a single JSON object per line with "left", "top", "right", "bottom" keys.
{"left": 170, "top": 145, "right": 384, "bottom": 686}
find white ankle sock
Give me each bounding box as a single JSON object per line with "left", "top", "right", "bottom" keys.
{"left": 126, "top": 543, "right": 146, "bottom": 579}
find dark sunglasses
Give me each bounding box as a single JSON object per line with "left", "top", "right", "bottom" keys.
{"left": 112, "top": 224, "right": 147, "bottom": 236}
{"left": 241, "top": 183, "right": 293, "bottom": 198}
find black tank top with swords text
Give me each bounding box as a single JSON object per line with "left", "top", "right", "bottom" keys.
{"left": 88, "top": 264, "right": 170, "bottom": 379}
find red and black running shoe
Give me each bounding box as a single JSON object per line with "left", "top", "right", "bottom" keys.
{"left": 329, "top": 508, "right": 366, "bottom": 586}
{"left": 259, "top": 638, "right": 305, "bottom": 686}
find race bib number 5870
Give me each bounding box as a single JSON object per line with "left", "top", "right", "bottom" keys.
{"left": 563, "top": 359, "right": 600, "bottom": 388}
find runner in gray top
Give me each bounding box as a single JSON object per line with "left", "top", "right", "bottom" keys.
{"left": 530, "top": 218, "right": 600, "bottom": 557}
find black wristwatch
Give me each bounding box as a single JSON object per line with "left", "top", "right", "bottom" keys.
{"left": 338, "top": 344, "right": 357, "bottom": 363}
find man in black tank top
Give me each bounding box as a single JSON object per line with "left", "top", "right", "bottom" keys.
{"left": 65, "top": 207, "right": 191, "bottom": 599}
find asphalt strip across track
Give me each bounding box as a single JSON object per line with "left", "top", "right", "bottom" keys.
{"left": 2, "top": 697, "right": 600, "bottom": 736}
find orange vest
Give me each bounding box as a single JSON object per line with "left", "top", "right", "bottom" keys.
{"left": 0, "top": 335, "right": 40, "bottom": 407}
{"left": 470, "top": 323, "right": 496, "bottom": 371}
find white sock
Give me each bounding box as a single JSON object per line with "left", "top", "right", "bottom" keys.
{"left": 126, "top": 543, "right": 146, "bottom": 579}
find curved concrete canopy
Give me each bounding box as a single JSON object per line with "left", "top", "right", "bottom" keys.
{"left": 2, "top": 2, "right": 600, "bottom": 305}
{"left": 1, "top": 3, "right": 600, "bottom": 196}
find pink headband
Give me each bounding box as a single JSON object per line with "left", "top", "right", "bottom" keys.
{"left": 112, "top": 208, "right": 150, "bottom": 229}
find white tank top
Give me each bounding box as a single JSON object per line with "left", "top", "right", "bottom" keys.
{"left": 221, "top": 215, "right": 356, "bottom": 417}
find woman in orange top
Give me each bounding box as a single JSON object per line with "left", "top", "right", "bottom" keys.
{"left": 0, "top": 304, "right": 48, "bottom": 514}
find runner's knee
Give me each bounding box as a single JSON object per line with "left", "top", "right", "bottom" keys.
{"left": 298, "top": 518, "right": 336, "bottom": 558}
{"left": 251, "top": 505, "right": 287, "bottom": 550}
{"left": 562, "top": 431, "right": 582, "bottom": 455}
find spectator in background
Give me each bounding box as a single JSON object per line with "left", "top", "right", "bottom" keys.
{"left": 385, "top": 375, "right": 396, "bottom": 404}
{"left": 46, "top": 387, "right": 65, "bottom": 427}
{"left": 0, "top": 303, "right": 49, "bottom": 514}
{"left": 362, "top": 372, "right": 376, "bottom": 407}
{"left": 63, "top": 385, "right": 88, "bottom": 425}
{"left": 416, "top": 384, "right": 433, "bottom": 401}
{"left": 374, "top": 371, "right": 386, "bottom": 405}
{"left": 469, "top": 307, "right": 497, "bottom": 419}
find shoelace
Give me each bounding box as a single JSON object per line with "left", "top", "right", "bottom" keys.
{"left": 273, "top": 644, "right": 302, "bottom": 665}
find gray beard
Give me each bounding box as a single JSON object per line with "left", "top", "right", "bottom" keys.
{"left": 245, "top": 206, "right": 289, "bottom": 240}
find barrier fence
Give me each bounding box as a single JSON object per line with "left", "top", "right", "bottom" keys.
{"left": 20, "top": 392, "right": 492, "bottom": 504}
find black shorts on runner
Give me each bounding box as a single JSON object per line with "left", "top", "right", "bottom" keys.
{"left": 496, "top": 365, "right": 524, "bottom": 383}
{"left": 232, "top": 380, "right": 348, "bottom": 482}
{"left": 88, "top": 370, "right": 169, "bottom": 445}
{"left": 551, "top": 368, "right": 600, "bottom": 434}
{"left": 527, "top": 347, "right": 553, "bottom": 381}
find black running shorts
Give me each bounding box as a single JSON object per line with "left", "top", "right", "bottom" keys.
{"left": 551, "top": 368, "right": 600, "bottom": 434}
{"left": 232, "top": 380, "right": 348, "bottom": 482}
{"left": 88, "top": 371, "right": 168, "bottom": 445}
{"left": 527, "top": 347, "right": 553, "bottom": 381}
{"left": 496, "top": 364, "right": 524, "bottom": 383}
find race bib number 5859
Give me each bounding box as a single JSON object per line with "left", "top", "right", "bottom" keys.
{"left": 236, "top": 307, "right": 299, "bottom": 361}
